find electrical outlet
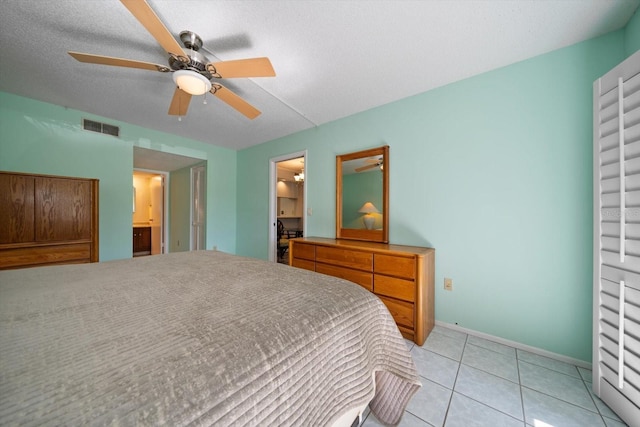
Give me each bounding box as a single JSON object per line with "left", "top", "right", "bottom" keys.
{"left": 444, "top": 278, "right": 453, "bottom": 291}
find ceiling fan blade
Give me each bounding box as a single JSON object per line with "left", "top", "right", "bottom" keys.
{"left": 68, "top": 51, "right": 169, "bottom": 72}
{"left": 209, "top": 57, "right": 276, "bottom": 78}
{"left": 211, "top": 84, "right": 261, "bottom": 119}
{"left": 120, "top": 0, "right": 185, "bottom": 57}
{"left": 355, "top": 163, "right": 379, "bottom": 172}
{"left": 168, "top": 87, "right": 192, "bottom": 116}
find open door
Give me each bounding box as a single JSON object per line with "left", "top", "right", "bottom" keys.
{"left": 270, "top": 151, "right": 306, "bottom": 263}
{"left": 149, "top": 175, "right": 164, "bottom": 255}
{"left": 191, "top": 165, "right": 206, "bottom": 251}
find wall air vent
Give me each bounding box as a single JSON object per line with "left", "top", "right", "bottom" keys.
{"left": 82, "top": 119, "right": 120, "bottom": 137}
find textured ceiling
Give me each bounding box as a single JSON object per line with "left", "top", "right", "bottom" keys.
{"left": 133, "top": 146, "right": 204, "bottom": 171}
{"left": 1, "top": 0, "right": 638, "bottom": 151}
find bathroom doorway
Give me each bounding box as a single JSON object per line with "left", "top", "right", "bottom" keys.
{"left": 133, "top": 170, "right": 167, "bottom": 256}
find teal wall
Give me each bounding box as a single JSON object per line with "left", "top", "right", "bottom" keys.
{"left": 0, "top": 92, "right": 237, "bottom": 260}
{"left": 626, "top": 7, "right": 640, "bottom": 56}
{"left": 236, "top": 30, "right": 629, "bottom": 362}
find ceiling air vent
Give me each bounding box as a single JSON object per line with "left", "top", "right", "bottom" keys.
{"left": 82, "top": 119, "right": 120, "bottom": 137}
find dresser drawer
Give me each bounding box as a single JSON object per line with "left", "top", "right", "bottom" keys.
{"left": 374, "top": 254, "right": 415, "bottom": 279}
{"left": 316, "top": 263, "right": 373, "bottom": 291}
{"left": 378, "top": 296, "right": 414, "bottom": 329}
{"left": 316, "top": 246, "right": 372, "bottom": 271}
{"left": 292, "top": 242, "right": 315, "bottom": 261}
{"left": 374, "top": 275, "right": 415, "bottom": 302}
{"left": 291, "top": 258, "right": 315, "bottom": 272}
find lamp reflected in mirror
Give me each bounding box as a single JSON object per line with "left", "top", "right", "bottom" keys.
{"left": 336, "top": 145, "right": 389, "bottom": 243}
{"left": 358, "top": 202, "right": 379, "bottom": 230}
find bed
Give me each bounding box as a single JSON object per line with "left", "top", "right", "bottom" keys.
{"left": 0, "top": 250, "right": 420, "bottom": 426}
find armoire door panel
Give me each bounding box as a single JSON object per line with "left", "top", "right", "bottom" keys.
{"left": 35, "top": 178, "right": 93, "bottom": 242}
{"left": 0, "top": 174, "right": 35, "bottom": 244}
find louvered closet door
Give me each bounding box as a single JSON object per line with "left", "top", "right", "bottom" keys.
{"left": 594, "top": 49, "right": 640, "bottom": 427}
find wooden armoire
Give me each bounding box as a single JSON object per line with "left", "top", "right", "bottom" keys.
{"left": 0, "top": 171, "right": 99, "bottom": 269}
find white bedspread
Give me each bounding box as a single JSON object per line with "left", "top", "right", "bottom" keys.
{"left": 0, "top": 250, "right": 420, "bottom": 426}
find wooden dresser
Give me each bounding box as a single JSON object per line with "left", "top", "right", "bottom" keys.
{"left": 289, "top": 237, "right": 434, "bottom": 345}
{"left": 0, "top": 171, "right": 99, "bottom": 269}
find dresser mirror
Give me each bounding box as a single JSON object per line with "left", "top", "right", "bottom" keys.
{"left": 336, "top": 145, "right": 389, "bottom": 243}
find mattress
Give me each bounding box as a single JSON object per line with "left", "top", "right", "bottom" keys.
{"left": 0, "top": 250, "right": 420, "bottom": 426}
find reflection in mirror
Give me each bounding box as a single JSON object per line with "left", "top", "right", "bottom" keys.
{"left": 341, "top": 163, "right": 383, "bottom": 229}
{"left": 336, "top": 145, "right": 389, "bottom": 243}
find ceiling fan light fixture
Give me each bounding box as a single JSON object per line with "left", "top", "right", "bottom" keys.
{"left": 173, "top": 70, "right": 211, "bottom": 95}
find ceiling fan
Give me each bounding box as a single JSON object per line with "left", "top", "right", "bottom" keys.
{"left": 68, "top": 0, "right": 275, "bottom": 119}
{"left": 355, "top": 157, "right": 383, "bottom": 172}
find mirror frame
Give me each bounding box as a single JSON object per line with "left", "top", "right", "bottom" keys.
{"left": 336, "top": 145, "right": 389, "bottom": 243}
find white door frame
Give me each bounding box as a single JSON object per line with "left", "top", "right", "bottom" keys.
{"left": 269, "top": 150, "right": 307, "bottom": 262}
{"left": 133, "top": 168, "right": 169, "bottom": 255}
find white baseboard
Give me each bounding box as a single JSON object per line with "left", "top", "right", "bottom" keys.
{"left": 435, "top": 320, "right": 592, "bottom": 370}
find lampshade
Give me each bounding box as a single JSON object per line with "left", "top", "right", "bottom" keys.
{"left": 172, "top": 70, "right": 212, "bottom": 95}
{"left": 358, "top": 202, "right": 379, "bottom": 214}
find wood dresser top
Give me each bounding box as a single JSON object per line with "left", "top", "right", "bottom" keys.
{"left": 292, "top": 237, "right": 434, "bottom": 256}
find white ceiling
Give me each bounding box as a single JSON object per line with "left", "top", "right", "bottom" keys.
{"left": 1, "top": 0, "right": 638, "bottom": 151}
{"left": 133, "top": 146, "right": 204, "bottom": 171}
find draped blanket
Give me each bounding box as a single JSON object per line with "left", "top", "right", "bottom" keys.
{"left": 0, "top": 250, "right": 420, "bottom": 426}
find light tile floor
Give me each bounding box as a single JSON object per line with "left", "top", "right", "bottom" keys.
{"left": 361, "top": 325, "right": 628, "bottom": 427}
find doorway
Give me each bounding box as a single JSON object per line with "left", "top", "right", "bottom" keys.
{"left": 133, "top": 170, "right": 167, "bottom": 256}
{"left": 270, "top": 151, "right": 306, "bottom": 263}
{"left": 133, "top": 147, "right": 207, "bottom": 255}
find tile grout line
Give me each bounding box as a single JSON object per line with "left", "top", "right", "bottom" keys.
{"left": 580, "top": 375, "right": 620, "bottom": 425}
{"left": 445, "top": 334, "right": 527, "bottom": 426}
{"left": 439, "top": 333, "right": 468, "bottom": 427}
{"left": 516, "top": 345, "right": 526, "bottom": 425}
